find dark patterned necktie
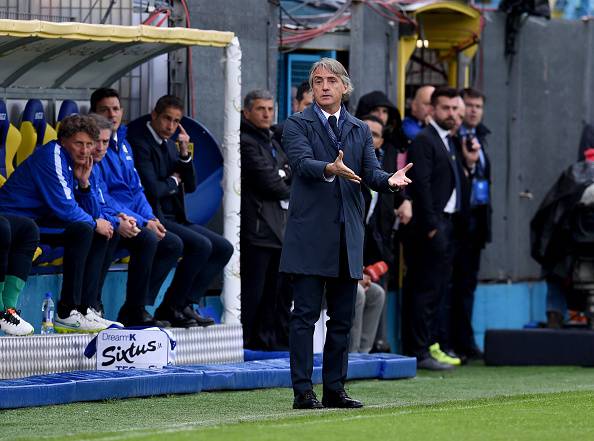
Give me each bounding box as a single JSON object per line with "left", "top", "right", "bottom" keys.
{"left": 328, "top": 115, "right": 340, "bottom": 139}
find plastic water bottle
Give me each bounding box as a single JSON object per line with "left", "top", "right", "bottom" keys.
{"left": 41, "top": 292, "right": 55, "bottom": 335}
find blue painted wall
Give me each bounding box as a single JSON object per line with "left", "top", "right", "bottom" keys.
{"left": 384, "top": 281, "right": 547, "bottom": 353}
{"left": 472, "top": 282, "right": 547, "bottom": 349}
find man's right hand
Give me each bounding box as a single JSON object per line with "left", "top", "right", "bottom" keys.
{"left": 74, "top": 156, "right": 93, "bottom": 188}
{"left": 178, "top": 124, "right": 190, "bottom": 157}
{"left": 461, "top": 136, "right": 481, "bottom": 169}
{"left": 118, "top": 218, "right": 140, "bottom": 238}
{"left": 428, "top": 228, "right": 438, "bottom": 239}
{"left": 324, "top": 150, "right": 361, "bottom": 183}
{"left": 96, "top": 218, "right": 114, "bottom": 239}
{"left": 146, "top": 219, "right": 166, "bottom": 240}
{"left": 396, "top": 199, "right": 413, "bottom": 225}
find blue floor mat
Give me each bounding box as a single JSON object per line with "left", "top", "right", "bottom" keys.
{"left": 0, "top": 367, "right": 203, "bottom": 409}
{"left": 0, "top": 353, "right": 416, "bottom": 409}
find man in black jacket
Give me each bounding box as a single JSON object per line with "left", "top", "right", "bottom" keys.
{"left": 355, "top": 92, "right": 412, "bottom": 352}
{"left": 402, "top": 87, "right": 465, "bottom": 370}
{"left": 127, "top": 95, "right": 233, "bottom": 327}
{"left": 240, "top": 89, "right": 292, "bottom": 350}
{"left": 450, "top": 88, "right": 492, "bottom": 361}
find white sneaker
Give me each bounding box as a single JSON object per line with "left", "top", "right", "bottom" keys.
{"left": 87, "top": 307, "right": 124, "bottom": 328}
{"left": 55, "top": 309, "right": 106, "bottom": 334}
{"left": 0, "top": 309, "right": 34, "bottom": 336}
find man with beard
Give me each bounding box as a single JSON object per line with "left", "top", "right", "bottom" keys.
{"left": 402, "top": 87, "right": 465, "bottom": 370}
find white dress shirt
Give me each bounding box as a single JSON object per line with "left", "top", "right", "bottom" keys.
{"left": 428, "top": 119, "right": 457, "bottom": 214}
{"left": 320, "top": 106, "right": 341, "bottom": 183}
{"left": 145, "top": 121, "right": 191, "bottom": 187}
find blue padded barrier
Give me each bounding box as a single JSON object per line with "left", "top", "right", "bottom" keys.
{"left": 366, "top": 353, "right": 418, "bottom": 379}
{"left": 189, "top": 360, "right": 293, "bottom": 391}
{"left": 244, "top": 349, "right": 289, "bottom": 361}
{"left": 345, "top": 355, "right": 383, "bottom": 380}
{"left": 0, "top": 368, "right": 203, "bottom": 409}
{"left": 73, "top": 368, "right": 203, "bottom": 401}
{"left": 0, "top": 354, "right": 415, "bottom": 409}
{"left": 0, "top": 375, "right": 76, "bottom": 408}
{"left": 244, "top": 351, "right": 416, "bottom": 381}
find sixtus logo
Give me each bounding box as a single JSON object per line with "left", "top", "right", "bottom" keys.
{"left": 101, "top": 340, "right": 162, "bottom": 366}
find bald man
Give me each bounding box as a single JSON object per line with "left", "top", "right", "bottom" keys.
{"left": 402, "top": 85, "right": 435, "bottom": 142}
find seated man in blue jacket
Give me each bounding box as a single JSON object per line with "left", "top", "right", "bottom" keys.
{"left": 0, "top": 115, "right": 117, "bottom": 333}
{"left": 126, "top": 95, "right": 233, "bottom": 326}
{"left": 83, "top": 113, "right": 184, "bottom": 327}
{"left": 90, "top": 88, "right": 193, "bottom": 327}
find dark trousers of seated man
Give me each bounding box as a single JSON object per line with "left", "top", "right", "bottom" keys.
{"left": 40, "top": 221, "right": 116, "bottom": 318}
{"left": 241, "top": 242, "right": 292, "bottom": 350}
{"left": 109, "top": 229, "right": 182, "bottom": 310}
{"left": 159, "top": 221, "right": 233, "bottom": 308}
{"left": 0, "top": 215, "right": 39, "bottom": 294}
{"left": 289, "top": 226, "right": 358, "bottom": 397}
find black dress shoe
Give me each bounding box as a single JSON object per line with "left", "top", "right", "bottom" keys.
{"left": 322, "top": 390, "right": 363, "bottom": 408}
{"left": 182, "top": 305, "right": 215, "bottom": 327}
{"left": 117, "top": 305, "right": 170, "bottom": 328}
{"left": 293, "top": 390, "right": 324, "bottom": 410}
{"left": 155, "top": 304, "right": 198, "bottom": 328}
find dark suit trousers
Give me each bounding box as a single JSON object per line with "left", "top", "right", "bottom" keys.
{"left": 93, "top": 231, "right": 121, "bottom": 310}
{"left": 289, "top": 227, "right": 358, "bottom": 396}
{"left": 241, "top": 243, "right": 292, "bottom": 350}
{"left": 119, "top": 229, "right": 183, "bottom": 307}
{"left": 450, "top": 235, "right": 482, "bottom": 354}
{"left": 0, "top": 215, "right": 39, "bottom": 282}
{"left": 161, "top": 221, "right": 234, "bottom": 307}
{"left": 402, "top": 217, "right": 455, "bottom": 358}
{"left": 40, "top": 222, "right": 113, "bottom": 316}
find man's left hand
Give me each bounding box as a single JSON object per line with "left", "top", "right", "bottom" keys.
{"left": 388, "top": 163, "right": 413, "bottom": 189}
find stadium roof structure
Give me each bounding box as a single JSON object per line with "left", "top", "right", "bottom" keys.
{"left": 397, "top": 0, "right": 483, "bottom": 111}
{"left": 0, "top": 19, "right": 234, "bottom": 91}
{"left": 0, "top": 18, "right": 243, "bottom": 324}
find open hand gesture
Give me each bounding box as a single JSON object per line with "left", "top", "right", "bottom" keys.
{"left": 388, "top": 163, "right": 413, "bottom": 189}
{"left": 324, "top": 150, "right": 361, "bottom": 184}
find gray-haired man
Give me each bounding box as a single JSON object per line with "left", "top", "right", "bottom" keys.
{"left": 240, "top": 89, "right": 292, "bottom": 351}
{"left": 280, "top": 58, "right": 412, "bottom": 409}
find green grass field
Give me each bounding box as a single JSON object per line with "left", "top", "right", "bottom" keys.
{"left": 3, "top": 364, "right": 594, "bottom": 441}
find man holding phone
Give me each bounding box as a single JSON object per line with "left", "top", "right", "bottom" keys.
{"left": 450, "top": 88, "right": 492, "bottom": 363}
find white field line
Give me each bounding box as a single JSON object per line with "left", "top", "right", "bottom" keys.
{"left": 51, "top": 393, "right": 579, "bottom": 441}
